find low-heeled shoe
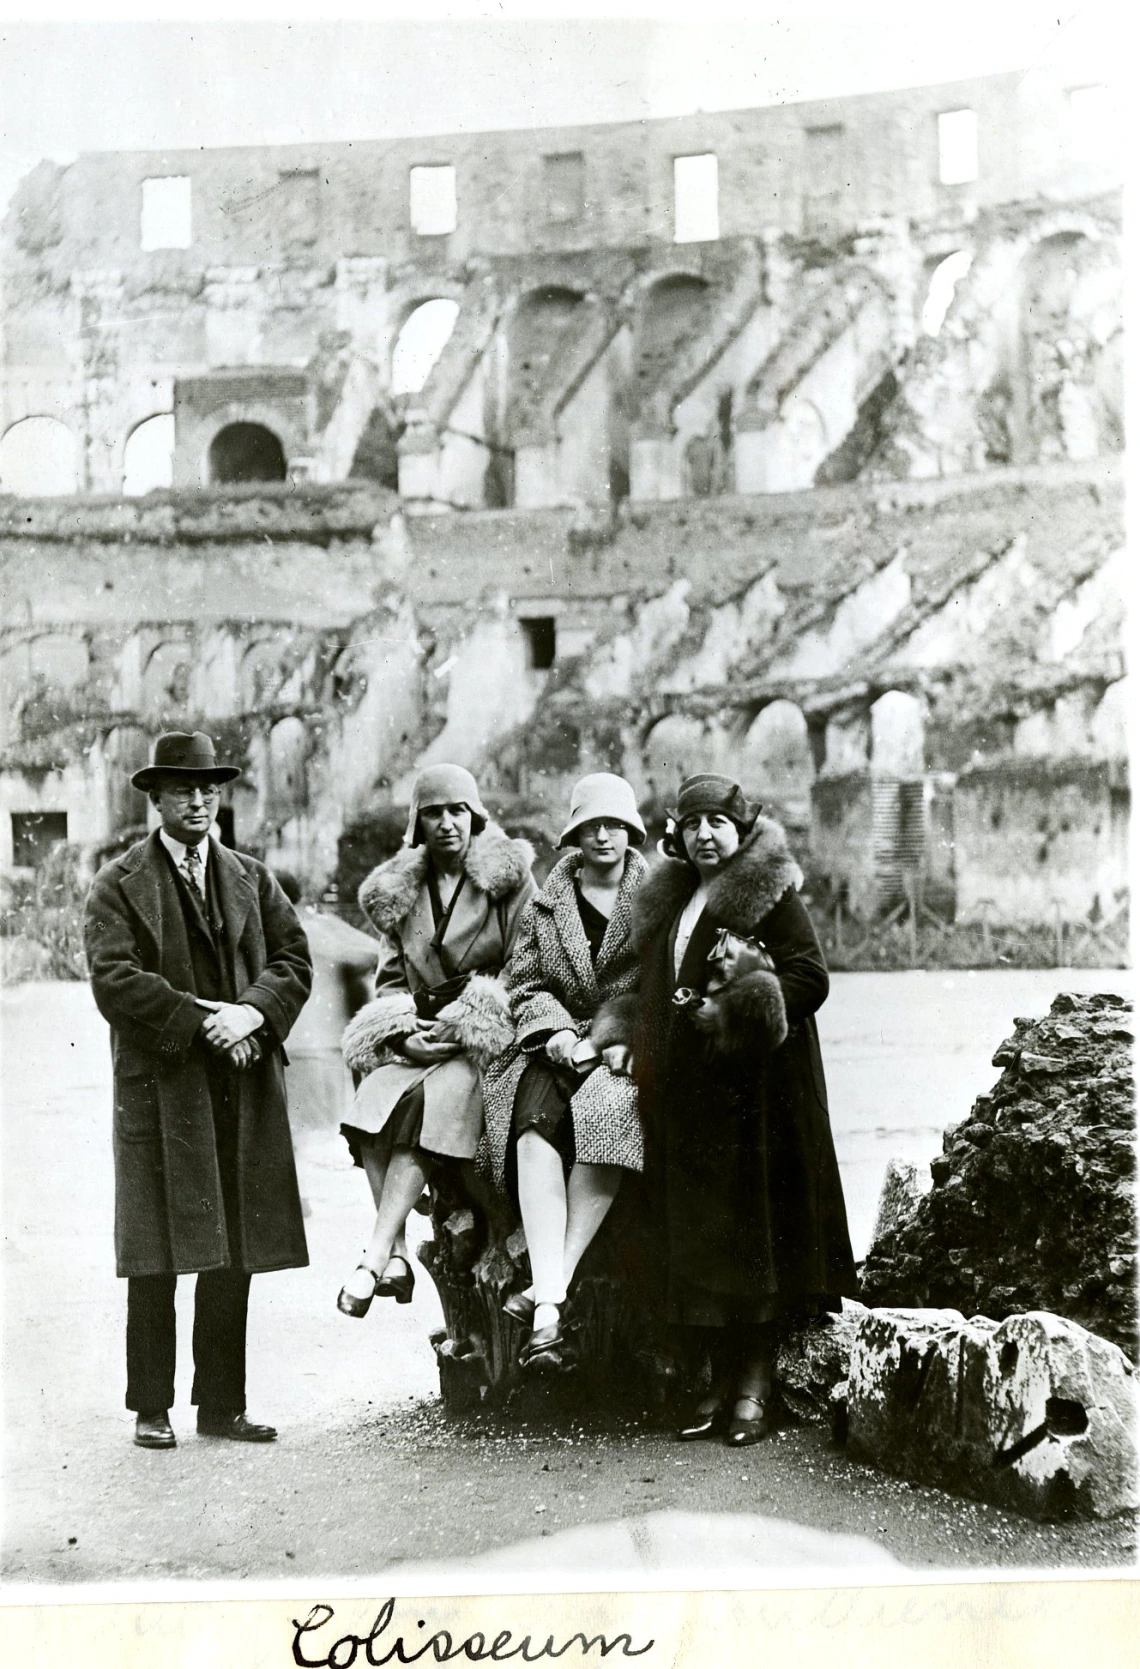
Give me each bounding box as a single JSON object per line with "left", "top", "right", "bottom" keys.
{"left": 375, "top": 1255, "right": 415, "bottom": 1304}
{"left": 677, "top": 1399, "right": 727, "bottom": 1442}
{"left": 197, "top": 1411, "right": 277, "bottom": 1442}
{"left": 727, "top": 1398, "right": 774, "bottom": 1447}
{"left": 337, "top": 1264, "right": 379, "bottom": 1317}
{"left": 520, "top": 1320, "right": 565, "bottom": 1372}
{"left": 134, "top": 1411, "right": 176, "bottom": 1449}
{"left": 502, "top": 1291, "right": 536, "bottom": 1327}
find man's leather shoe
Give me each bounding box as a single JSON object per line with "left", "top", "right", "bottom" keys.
{"left": 134, "top": 1411, "right": 176, "bottom": 1449}
{"left": 196, "top": 1411, "right": 277, "bottom": 1442}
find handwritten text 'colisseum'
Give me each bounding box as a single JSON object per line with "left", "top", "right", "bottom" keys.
{"left": 291, "top": 1602, "right": 656, "bottom": 1665}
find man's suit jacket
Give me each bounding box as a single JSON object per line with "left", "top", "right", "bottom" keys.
{"left": 85, "top": 831, "right": 312, "bottom": 1277}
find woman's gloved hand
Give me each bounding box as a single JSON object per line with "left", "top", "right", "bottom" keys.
{"left": 601, "top": 1043, "right": 633, "bottom": 1076}
{"left": 544, "top": 1028, "right": 580, "bottom": 1068}
{"left": 403, "top": 1027, "right": 462, "bottom": 1066}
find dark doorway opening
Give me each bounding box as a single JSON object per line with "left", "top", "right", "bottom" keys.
{"left": 520, "top": 617, "right": 556, "bottom": 670}
{"left": 11, "top": 811, "right": 68, "bottom": 868}
{"left": 208, "top": 422, "right": 287, "bottom": 485}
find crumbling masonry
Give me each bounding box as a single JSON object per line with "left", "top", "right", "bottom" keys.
{"left": 0, "top": 70, "right": 1124, "bottom": 951}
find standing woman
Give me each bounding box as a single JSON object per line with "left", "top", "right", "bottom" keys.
{"left": 633, "top": 774, "right": 857, "bottom": 1445}
{"left": 337, "top": 765, "right": 536, "bottom": 1317}
{"left": 483, "top": 774, "right": 647, "bottom": 1370}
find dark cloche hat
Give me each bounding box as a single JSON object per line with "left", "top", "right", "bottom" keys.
{"left": 673, "top": 773, "right": 759, "bottom": 830}
{"left": 131, "top": 731, "right": 241, "bottom": 791}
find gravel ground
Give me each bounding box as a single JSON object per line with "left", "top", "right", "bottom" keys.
{"left": 2, "top": 971, "right": 1134, "bottom": 1587}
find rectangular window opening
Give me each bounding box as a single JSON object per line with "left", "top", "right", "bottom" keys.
{"left": 520, "top": 617, "right": 557, "bottom": 671}
{"left": 673, "top": 153, "right": 719, "bottom": 244}
{"left": 278, "top": 169, "right": 320, "bottom": 247}
{"left": 938, "top": 110, "right": 978, "bottom": 186}
{"left": 409, "top": 165, "right": 457, "bottom": 236}
{"left": 140, "top": 176, "right": 192, "bottom": 250}
{"left": 544, "top": 152, "right": 586, "bottom": 222}
{"left": 803, "top": 125, "right": 846, "bottom": 234}
{"left": 1069, "top": 85, "right": 1114, "bottom": 159}
{"left": 11, "top": 811, "right": 68, "bottom": 868}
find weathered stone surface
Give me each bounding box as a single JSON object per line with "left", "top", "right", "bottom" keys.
{"left": 775, "top": 1302, "right": 870, "bottom": 1423}
{"left": 861, "top": 993, "right": 1136, "bottom": 1358}
{"left": 847, "top": 1306, "right": 1139, "bottom": 1520}
{"left": 870, "top": 1159, "right": 930, "bottom": 1244}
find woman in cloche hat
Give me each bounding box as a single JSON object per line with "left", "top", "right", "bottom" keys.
{"left": 631, "top": 774, "right": 857, "bottom": 1446}
{"left": 337, "top": 765, "right": 536, "bottom": 1318}
{"left": 481, "top": 773, "right": 648, "bottom": 1371}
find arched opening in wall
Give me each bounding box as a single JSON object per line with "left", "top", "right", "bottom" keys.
{"left": 13, "top": 633, "right": 90, "bottom": 738}
{"left": 267, "top": 715, "right": 309, "bottom": 819}
{"left": 207, "top": 422, "right": 287, "bottom": 485}
{"left": 870, "top": 689, "right": 927, "bottom": 912}
{"left": 239, "top": 638, "right": 287, "bottom": 710}
{"left": 0, "top": 417, "right": 78, "bottom": 495}
{"left": 871, "top": 690, "right": 925, "bottom": 776}
{"left": 641, "top": 713, "right": 710, "bottom": 807}
{"left": 122, "top": 414, "right": 175, "bottom": 495}
{"left": 141, "top": 641, "right": 192, "bottom": 724}
{"left": 105, "top": 725, "right": 152, "bottom": 832}
{"left": 1020, "top": 231, "right": 1121, "bottom": 464}
{"left": 392, "top": 299, "right": 460, "bottom": 397}
{"left": 634, "top": 277, "right": 711, "bottom": 409}
{"left": 779, "top": 397, "right": 828, "bottom": 475}
{"left": 349, "top": 405, "right": 403, "bottom": 491}
{"left": 738, "top": 700, "right": 814, "bottom": 830}
{"left": 684, "top": 388, "right": 735, "bottom": 497}
{"left": 921, "top": 250, "right": 973, "bottom": 336}
{"left": 506, "top": 287, "right": 587, "bottom": 433}
{"left": 30, "top": 633, "right": 89, "bottom": 691}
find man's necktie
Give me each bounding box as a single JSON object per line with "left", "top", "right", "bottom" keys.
{"left": 182, "top": 842, "right": 205, "bottom": 897}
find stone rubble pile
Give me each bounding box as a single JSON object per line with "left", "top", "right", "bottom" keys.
{"left": 860, "top": 992, "right": 1136, "bottom": 1358}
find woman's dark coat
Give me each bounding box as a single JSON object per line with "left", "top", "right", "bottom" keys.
{"left": 632, "top": 816, "right": 857, "bottom": 1323}
{"left": 84, "top": 831, "right": 312, "bottom": 1279}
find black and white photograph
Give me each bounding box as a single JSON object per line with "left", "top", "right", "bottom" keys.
{"left": 0, "top": 1, "right": 1132, "bottom": 1643}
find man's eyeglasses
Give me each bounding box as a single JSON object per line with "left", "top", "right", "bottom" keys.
{"left": 163, "top": 784, "right": 221, "bottom": 803}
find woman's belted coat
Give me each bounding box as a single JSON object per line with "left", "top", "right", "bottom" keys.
{"left": 482, "top": 848, "right": 647, "bottom": 1189}
{"left": 340, "top": 823, "right": 536, "bottom": 1160}
{"left": 632, "top": 816, "right": 857, "bottom": 1324}
{"left": 84, "top": 832, "right": 312, "bottom": 1279}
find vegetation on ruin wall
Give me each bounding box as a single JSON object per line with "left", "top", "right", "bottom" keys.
{"left": 0, "top": 844, "right": 88, "bottom": 982}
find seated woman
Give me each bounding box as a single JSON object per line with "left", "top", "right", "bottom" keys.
{"left": 338, "top": 765, "right": 536, "bottom": 1317}
{"left": 632, "top": 773, "right": 858, "bottom": 1445}
{"left": 482, "top": 773, "right": 648, "bottom": 1371}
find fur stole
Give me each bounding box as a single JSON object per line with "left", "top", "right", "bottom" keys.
{"left": 632, "top": 814, "right": 802, "bottom": 950}
{"left": 340, "top": 974, "right": 515, "bottom": 1075}
{"left": 358, "top": 822, "right": 535, "bottom": 936}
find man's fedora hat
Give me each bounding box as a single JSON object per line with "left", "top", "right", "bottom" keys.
{"left": 131, "top": 731, "right": 241, "bottom": 791}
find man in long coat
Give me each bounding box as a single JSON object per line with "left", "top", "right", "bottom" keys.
{"left": 84, "top": 731, "right": 312, "bottom": 1449}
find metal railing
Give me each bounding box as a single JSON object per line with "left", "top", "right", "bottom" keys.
{"left": 815, "top": 878, "right": 1129, "bottom": 971}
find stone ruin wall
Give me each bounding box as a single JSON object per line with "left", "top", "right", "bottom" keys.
{"left": 0, "top": 458, "right": 1125, "bottom": 932}
{"left": 0, "top": 70, "right": 1125, "bottom": 936}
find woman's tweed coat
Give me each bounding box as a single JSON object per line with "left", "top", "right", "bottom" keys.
{"left": 482, "top": 848, "right": 647, "bottom": 1189}
{"left": 340, "top": 822, "right": 536, "bottom": 1160}
{"left": 632, "top": 815, "right": 857, "bottom": 1323}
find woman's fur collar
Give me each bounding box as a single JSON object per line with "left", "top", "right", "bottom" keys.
{"left": 358, "top": 822, "right": 534, "bottom": 935}
{"left": 632, "top": 814, "right": 801, "bottom": 948}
